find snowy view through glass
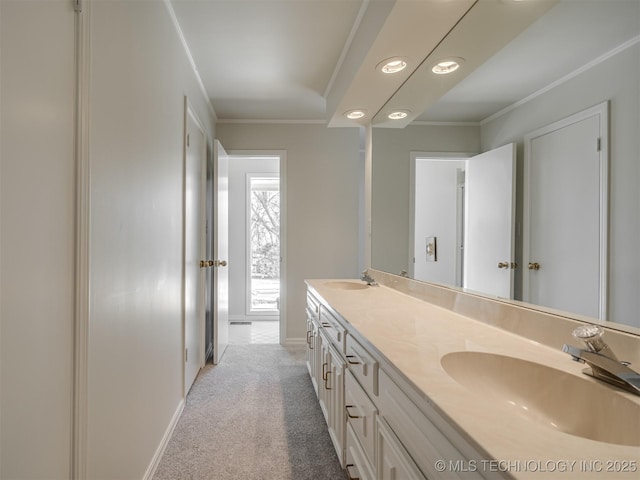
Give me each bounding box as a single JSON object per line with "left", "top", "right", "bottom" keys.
{"left": 250, "top": 177, "right": 280, "bottom": 313}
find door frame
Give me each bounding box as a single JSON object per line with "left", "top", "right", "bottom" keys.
{"left": 409, "top": 151, "right": 474, "bottom": 280}
{"left": 183, "top": 97, "right": 207, "bottom": 395}
{"left": 522, "top": 101, "right": 609, "bottom": 319}
{"left": 229, "top": 150, "right": 287, "bottom": 344}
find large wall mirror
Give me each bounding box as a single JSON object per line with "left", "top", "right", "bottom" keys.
{"left": 371, "top": 0, "right": 639, "bottom": 330}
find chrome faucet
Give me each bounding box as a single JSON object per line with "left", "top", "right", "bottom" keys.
{"left": 360, "top": 271, "right": 378, "bottom": 286}
{"left": 562, "top": 325, "right": 640, "bottom": 396}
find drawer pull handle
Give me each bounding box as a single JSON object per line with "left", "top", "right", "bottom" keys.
{"left": 345, "top": 405, "right": 361, "bottom": 419}
{"left": 322, "top": 362, "right": 328, "bottom": 380}
{"left": 345, "top": 464, "right": 360, "bottom": 480}
{"left": 325, "top": 371, "right": 332, "bottom": 390}
{"left": 346, "top": 355, "right": 361, "bottom": 365}
{"left": 306, "top": 330, "right": 311, "bottom": 345}
{"left": 321, "top": 322, "right": 331, "bottom": 328}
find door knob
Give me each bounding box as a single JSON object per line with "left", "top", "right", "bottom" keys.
{"left": 214, "top": 260, "right": 228, "bottom": 267}
{"left": 497, "top": 262, "right": 510, "bottom": 269}
{"left": 528, "top": 262, "right": 540, "bottom": 270}
{"left": 200, "top": 260, "right": 214, "bottom": 268}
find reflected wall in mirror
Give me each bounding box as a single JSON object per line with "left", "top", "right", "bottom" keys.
{"left": 371, "top": 0, "right": 639, "bottom": 329}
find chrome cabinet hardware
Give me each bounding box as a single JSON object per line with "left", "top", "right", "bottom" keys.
{"left": 497, "top": 261, "right": 509, "bottom": 269}
{"left": 528, "top": 262, "right": 540, "bottom": 270}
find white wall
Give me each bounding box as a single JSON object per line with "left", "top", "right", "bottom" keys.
{"left": 481, "top": 43, "right": 639, "bottom": 327}
{"left": 1, "top": 2, "right": 75, "bottom": 478}
{"left": 228, "top": 156, "right": 279, "bottom": 320}
{"left": 371, "top": 125, "right": 480, "bottom": 275}
{"left": 216, "top": 124, "right": 361, "bottom": 341}
{"left": 87, "top": 1, "right": 215, "bottom": 478}
{"left": 2, "top": 1, "right": 219, "bottom": 476}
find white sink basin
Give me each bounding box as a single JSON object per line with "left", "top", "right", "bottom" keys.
{"left": 324, "top": 281, "right": 369, "bottom": 291}
{"left": 441, "top": 351, "right": 640, "bottom": 446}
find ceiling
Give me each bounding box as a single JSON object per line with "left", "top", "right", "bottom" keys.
{"left": 170, "top": 0, "right": 640, "bottom": 127}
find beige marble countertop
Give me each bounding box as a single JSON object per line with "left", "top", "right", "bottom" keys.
{"left": 306, "top": 279, "right": 640, "bottom": 479}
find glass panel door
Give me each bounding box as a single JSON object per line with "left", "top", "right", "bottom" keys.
{"left": 247, "top": 175, "right": 280, "bottom": 314}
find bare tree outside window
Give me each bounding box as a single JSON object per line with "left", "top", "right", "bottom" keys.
{"left": 249, "top": 177, "right": 280, "bottom": 312}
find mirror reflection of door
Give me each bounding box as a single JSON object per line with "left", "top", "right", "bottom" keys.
{"left": 412, "top": 143, "right": 516, "bottom": 299}
{"left": 463, "top": 143, "right": 516, "bottom": 299}
{"left": 523, "top": 103, "right": 608, "bottom": 319}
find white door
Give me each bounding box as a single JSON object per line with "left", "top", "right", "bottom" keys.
{"left": 213, "top": 140, "right": 229, "bottom": 364}
{"left": 184, "top": 104, "right": 207, "bottom": 394}
{"left": 463, "top": 143, "right": 516, "bottom": 299}
{"left": 523, "top": 104, "right": 607, "bottom": 319}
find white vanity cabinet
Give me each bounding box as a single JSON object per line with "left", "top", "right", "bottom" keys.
{"left": 345, "top": 369, "right": 377, "bottom": 479}
{"left": 306, "top": 292, "right": 346, "bottom": 467}
{"left": 326, "top": 342, "right": 346, "bottom": 464}
{"left": 306, "top": 284, "right": 491, "bottom": 480}
{"left": 305, "top": 293, "right": 321, "bottom": 393}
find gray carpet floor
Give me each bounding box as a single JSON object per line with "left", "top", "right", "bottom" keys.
{"left": 153, "top": 344, "right": 347, "bottom": 480}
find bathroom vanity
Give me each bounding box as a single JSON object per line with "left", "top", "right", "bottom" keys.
{"left": 305, "top": 273, "right": 640, "bottom": 479}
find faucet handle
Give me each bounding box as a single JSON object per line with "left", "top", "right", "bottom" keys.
{"left": 572, "top": 325, "right": 606, "bottom": 352}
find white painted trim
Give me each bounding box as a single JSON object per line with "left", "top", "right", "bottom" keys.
{"left": 163, "top": 0, "right": 217, "bottom": 121}
{"left": 182, "top": 98, "right": 208, "bottom": 395}
{"left": 323, "top": 0, "right": 370, "bottom": 99}
{"left": 364, "top": 125, "right": 372, "bottom": 270}
{"left": 73, "top": 0, "right": 91, "bottom": 477}
{"left": 522, "top": 101, "right": 609, "bottom": 320}
{"left": 481, "top": 36, "right": 639, "bottom": 126}
{"left": 217, "top": 118, "right": 326, "bottom": 125}
{"left": 409, "top": 152, "right": 475, "bottom": 283}
{"left": 283, "top": 338, "right": 307, "bottom": 346}
{"left": 142, "top": 399, "right": 185, "bottom": 480}
{"left": 410, "top": 121, "right": 480, "bottom": 127}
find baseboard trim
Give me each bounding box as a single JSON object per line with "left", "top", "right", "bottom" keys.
{"left": 283, "top": 337, "right": 306, "bottom": 346}
{"left": 143, "top": 399, "right": 185, "bottom": 480}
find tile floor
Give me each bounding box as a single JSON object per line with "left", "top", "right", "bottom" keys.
{"left": 228, "top": 320, "right": 280, "bottom": 344}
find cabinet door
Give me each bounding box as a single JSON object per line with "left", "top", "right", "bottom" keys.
{"left": 307, "top": 318, "right": 321, "bottom": 395}
{"left": 327, "top": 344, "right": 346, "bottom": 467}
{"left": 377, "top": 417, "right": 426, "bottom": 480}
{"left": 346, "top": 422, "right": 375, "bottom": 480}
{"left": 345, "top": 369, "right": 377, "bottom": 468}
{"left": 318, "top": 331, "right": 331, "bottom": 422}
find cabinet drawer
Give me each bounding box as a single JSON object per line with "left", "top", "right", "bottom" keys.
{"left": 346, "top": 422, "right": 375, "bottom": 480}
{"left": 378, "top": 370, "right": 484, "bottom": 480}
{"left": 377, "top": 416, "right": 426, "bottom": 480}
{"left": 319, "top": 307, "right": 346, "bottom": 352}
{"left": 345, "top": 370, "right": 377, "bottom": 467}
{"left": 345, "top": 334, "right": 379, "bottom": 396}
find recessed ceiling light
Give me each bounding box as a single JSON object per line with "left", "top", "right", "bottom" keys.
{"left": 377, "top": 57, "right": 408, "bottom": 74}
{"left": 431, "top": 57, "right": 465, "bottom": 75}
{"left": 388, "top": 110, "right": 410, "bottom": 120}
{"left": 345, "top": 109, "right": 366, "bottom": 120}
